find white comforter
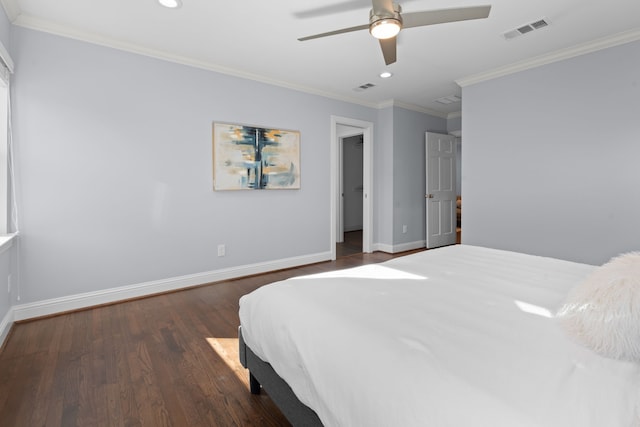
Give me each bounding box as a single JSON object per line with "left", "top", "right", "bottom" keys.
{"left": 239, "top": 245, "right": 640, "bottom": 426}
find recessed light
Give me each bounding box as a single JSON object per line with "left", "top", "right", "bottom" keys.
{"left": 158, "top": 0, "right": 182, "bottom": 8}
{"left": 379, "top": 71, "right": 393, "bottom": 79}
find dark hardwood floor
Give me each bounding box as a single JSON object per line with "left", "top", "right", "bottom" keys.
{"left": 0, "top": 250, "right": 422, "bottom": 427}
{"left": 337, "top": 228, "right": 461, "bottom": 257}
{"left": 335, "top": 229, "right": 363, "bottom": 258}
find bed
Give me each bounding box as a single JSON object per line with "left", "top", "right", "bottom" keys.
{"left": 238, "top": 245, "right": 640, "bottom": 426}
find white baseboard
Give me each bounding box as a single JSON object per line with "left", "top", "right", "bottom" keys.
{"left": 0, "top": 307, "right": 13, "bottom": 349}
{"left": 373, "top": 243, "right": 393, "bottom": 253}
{"left": 374, "top": 240, "right": 425, "bottom": 254}
{"left": 395, "top": 240, "right": 427, "bottom": 253}
{"left": 12, "top": 251, "right": 332, "bottom": 322}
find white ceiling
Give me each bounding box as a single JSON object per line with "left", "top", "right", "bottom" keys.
{"left": 2, "top": 0, "right": 640, "bottom": 117}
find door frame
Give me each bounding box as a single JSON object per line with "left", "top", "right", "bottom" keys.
{"left": 330, "top": 116, "right": 373, "bottom": 260}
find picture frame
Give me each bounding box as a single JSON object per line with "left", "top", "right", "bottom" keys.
{"left": 212, "top": 122, "right": 301, "bottom": 190}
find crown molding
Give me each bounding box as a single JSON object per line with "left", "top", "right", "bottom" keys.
{"left": 377, "top": 99, "right": 395, "bottom": 109}
{"left": 11, "top": 13, "right": 457, "bottom": 118}
{"left": 393, "top": 100, "right": 448, "bottom": 118}
{"left": 377, "top": 99, "right": 449, "bottom": 118}
{"left": 457, "top": 28, "right": 640, "bottom": 87}
{"left": 12, "top": 14, "right": 388, "bottom": 110}
{"left": 0, "top": 0, "right": 20, "bottom": 22}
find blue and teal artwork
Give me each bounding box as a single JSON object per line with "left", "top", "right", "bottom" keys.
{"left": 213, "top": 122, "right": 300, "bottom": 190}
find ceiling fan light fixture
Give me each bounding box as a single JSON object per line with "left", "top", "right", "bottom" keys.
{"left": 298, "top": 2, "right": 490, "bottom": 66}
{"left": 158, "top": 0, "right": 182, "bottom": 8}
{"left": 370, "top": 19, "right": 402, "bottom": 39}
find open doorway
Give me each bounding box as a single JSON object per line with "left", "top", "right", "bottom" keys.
{"left": 330, "top": 116, "right": 373, "bottom": 260}
{"left": 337, "top": 134, "right": 363, "bottom": 257}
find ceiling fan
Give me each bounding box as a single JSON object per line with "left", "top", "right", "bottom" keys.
{"left": 298, "top": 0, "right": 491, "bottom": 65}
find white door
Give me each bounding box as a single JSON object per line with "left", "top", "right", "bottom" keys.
{"left": 426, "top": 132, "right": 457, "bottom": 248}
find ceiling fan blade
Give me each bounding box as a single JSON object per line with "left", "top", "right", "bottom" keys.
{"left": 372, "top": 0, "right": 395, "bottom": 16}
{"left": 379, "top": 37, "right": 397, "bottom": 65}
{"left": 402, "top": 5, "right": 491, "bottom": 29}
{"left": 298, "top": 24, "right": 370, "bottom": 41}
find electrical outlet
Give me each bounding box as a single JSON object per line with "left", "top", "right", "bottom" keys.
{"left": 7, "top": 274, "right": 11, "bottom": 294}
{"left": 217, "top": 244, "right": 226, "bottom": 257}
{"left": 402, "top": 225, "right": 407, "bottom": 233}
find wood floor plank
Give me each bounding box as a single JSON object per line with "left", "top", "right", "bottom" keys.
{"left": 0, "top": 250, "right": 422, "bottom": 426}
{"left": 28, "top": 319, "right": 65, "bottom": 426}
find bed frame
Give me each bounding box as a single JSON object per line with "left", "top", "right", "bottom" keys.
{"left": 238, "top": 327, "right": 324, "bottom": 426}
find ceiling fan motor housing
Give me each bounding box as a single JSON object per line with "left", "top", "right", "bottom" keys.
{"left": 369, "top": 3, "right": 403, "bottom": 38}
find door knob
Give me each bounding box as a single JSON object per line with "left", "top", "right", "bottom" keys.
{"left": 425, "top": 194, "right": 434, "bottom": 198}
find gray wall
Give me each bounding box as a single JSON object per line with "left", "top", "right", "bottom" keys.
{"left": 374, "top": 107, "right": 394, "bottom": 246}
{"left": 11, "top": 26, "right": 380, "bottom": 304}
{"left": 462, "top": 40, "right": 640, "bottom": 265}
{"left": 0, "top": 7, "right": 9, "bottom": 50}
{"left": 373, "top": 106, "right": 447, "bottom": 250}
{"left": 6, "top": 6, "right": 636, "bottom": 319}
{"left": 392, "top": 107, "right": 446, "bottom": 246}
{"left": 0, "top": 7, "right": 13, "bottom": 336}
{"left": 447, "top": 115, "right": 462, "bottom": 134}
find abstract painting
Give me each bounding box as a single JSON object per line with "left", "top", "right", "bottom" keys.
{"left": 212, "top": 122, "right": 300, "bottom": 190}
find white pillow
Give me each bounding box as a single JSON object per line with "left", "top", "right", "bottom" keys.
{"left": 556, "top": 252, "right": 640, "bottom": 362}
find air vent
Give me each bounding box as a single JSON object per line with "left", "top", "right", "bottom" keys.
{"left": 531, "top": 19, "right": 549, "bottom": 30}
{"left": 517, "top": 25, "right": 534, "bottom": 35}
{"left": 435, "top": 95, "right": 461, "bottom": 105}
{"left": 503, "top": 18, "right": 550, "bottom": 40}
{"left": 353, "top": 83, "right": 376, "bottom": 92}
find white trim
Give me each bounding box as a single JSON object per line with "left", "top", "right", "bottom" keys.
{"left": 0, "top": 38, "right": 13, "bottom": 73}
{"left": 379, "top": 101, "right": 462, "bottom": 121}
{"left": 374, "top": 240, "right": 426, "bottom": 254}
{"left": 457, "top": 28, "right": 640, "bottom": 87}
{"left": 10, "top": 14, "right": 387, "bottom": 110}
{"left": 0, "top": 306, "right": 13, "bottom": 348}
{"left": 12, "top": 251, "right": 332, "bottom": 322}
{"left": 7, "top": 6, "right": 640, "bottom": 113}
{"left": 331, "top": 116, "right": 374, "bottom": 260}
{"left": 9, "top": 13, "right": 456, "bottom": 118}
{"left": 379, "top": 99, "right": 448, "bottom": 119}
{"left": 0, "top": 0, "right": 20, "bottom": 22}
{"left": 337, "top": 135, "right": 344, "bottom": 243}
{"left": 0, "top": 232, "right": 15, "bottom": 256}
{"left": 336, "top": 129, "right": 368, "bottom": 244}
{"left": 0, "top": 81, "right": 7, "bottom": 234}
{"left": 373, "top": 243, "right": 393, "bottom": 253}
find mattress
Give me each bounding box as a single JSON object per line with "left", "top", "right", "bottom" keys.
{"left": 239, "top": 245, "right": 640, "bottom": 426}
